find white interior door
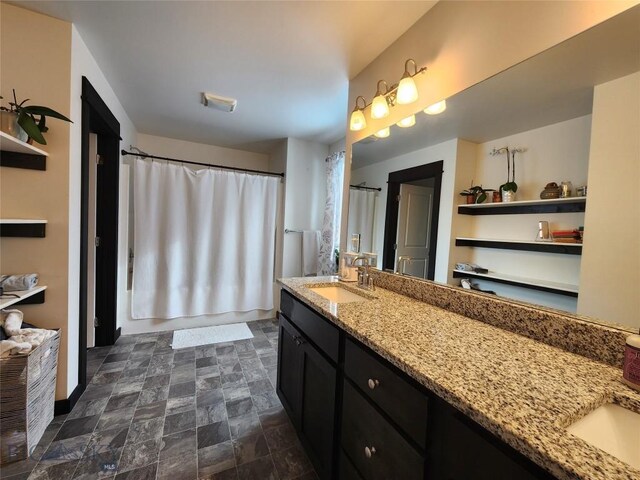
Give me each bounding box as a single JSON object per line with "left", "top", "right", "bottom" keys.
{"left": 87, "top": 133, "right": 98, "bottom": 348}
{"left": 396, "top": 183, "right": 434, "bottom": 279}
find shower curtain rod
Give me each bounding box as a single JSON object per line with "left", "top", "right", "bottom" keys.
{"left": 349, "top": 184, "right": 381, "bottom": 192}
{"left": 121, "top": 150, "right": 285, "bottom": 178}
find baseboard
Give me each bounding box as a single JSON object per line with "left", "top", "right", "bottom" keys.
{"left": 114, "top": 327, "right": 122, "bottom": 343}
{"left": 54, "top": 383, "right": 85, "bottom": 416}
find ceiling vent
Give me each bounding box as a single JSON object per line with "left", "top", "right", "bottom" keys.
{"left": 202, "top": 92, "right": 237, "bottom": 113}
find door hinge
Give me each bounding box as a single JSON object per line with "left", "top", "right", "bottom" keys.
{"left": 96, "top": 154, "right": 104, "bottom": 165}
{"left": 393, "top": 243, "right": 398, "bottom": 250}
{"left": 95, "top": 236, "right": 101, "bottom": 247}
{"left": 93, "top": 317, "right": 100, "bottom": 327}
{"left": 396, "top": 194, "right": 401, "bottom": 202}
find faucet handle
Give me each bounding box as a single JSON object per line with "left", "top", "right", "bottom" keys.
{"left": 368, "top": 276, "right": 375, "bottom": 291}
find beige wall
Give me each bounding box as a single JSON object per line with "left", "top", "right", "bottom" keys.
{"left": 578, "top": 72, "right": 640, "bottom": 329}
{"left": 343, "top": 0, "right": 639, "bottom": 248}
{"left": 0, "top": 4, "right": 72, "bottom": 399}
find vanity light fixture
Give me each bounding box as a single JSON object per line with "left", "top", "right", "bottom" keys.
{"left": 348, "top": 59, "right": 427, "bottom": 131}
{"left": 374, "top": 127, "right": 390, "bottom": 138}
{"left": 396, "top": 115, "right": 416, "bottom": 128}
{"left": 349, "top": 96, "right": 367, "bottom": 131}
{"left": 371, "top": 80, "right": 391, "bottom": 119}
{"left": 396, "top": 59, "right": 425, "bottom": 105}
{"left": 424, "top": 99, "right": 447, "bottom": 115}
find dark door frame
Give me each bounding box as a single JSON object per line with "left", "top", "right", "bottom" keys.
{"left": 382, "top": 160, "right": 443, "bottom": 280}
{"left": 79, "top": 77, "right": 121, "bottom": 382}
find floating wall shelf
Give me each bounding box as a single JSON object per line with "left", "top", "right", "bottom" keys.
{"left": 0, "top": 131, "right": 48, "bottom": 170}
{"left": 455, "top": 237, "right": 582, "bottom": 255}
{"left": 457, "top": 197, "right": 586, "bottom": 215}
{"left": 0, "top": 219, "right": 47, "bottom": 238}
{"left": 452, "top": 270, "right": 578, "bottom": 297}
{"left": 0, "top": 286, "right": 47, "bottom": 310}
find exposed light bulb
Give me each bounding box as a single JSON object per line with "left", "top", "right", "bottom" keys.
{"left": 371, "top": 94, "right": 390, "bottom": 119}
{"left": 396, "top": 115, "right": 416, "bottom": 128}
{"left": 374, "top": 127, "right": 390, "bottom": 139}
{"left": 396, "top": 76, "right": 418, "bottom": 104}
{"left": 350, "top": 109, "right": 366, "bottom": 131}
{"left": 424, "top": 99, "right": 447, "bottom": 115}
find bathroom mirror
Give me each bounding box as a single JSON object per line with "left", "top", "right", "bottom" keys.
{"left": 348, "top": 6, "right": 640, "bottom": 332}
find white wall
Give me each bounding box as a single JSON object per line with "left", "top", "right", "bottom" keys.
{"left": 281, "top": 138, "right": 328, "bottom": 277}
{"left": 120, "top": 134, "right": 273, "bottom": 334}
{"left": 350, "top": 139, "right": 458, "bottom": 283}
{"left": 579, "top": 72, "right": 640, "bottom": 329}
{"left": 69, "top": 26, "right": 139, "bottom": 393}
{"left": 456, "top": 115, "right": 592, "bottom": 312}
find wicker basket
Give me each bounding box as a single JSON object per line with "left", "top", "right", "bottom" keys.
{"left": 0, "top": 330, "right": 60, "bottom": 464}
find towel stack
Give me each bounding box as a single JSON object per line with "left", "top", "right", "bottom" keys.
{"left": 0, "top": 309, "right": 55, "bottom": 357}
{"left": 0, "top": 274, "right": 39, "bottom": 292}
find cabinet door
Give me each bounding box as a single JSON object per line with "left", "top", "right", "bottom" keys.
{"left": 428, "top": 398, "right": 556, "bottom": 480}
{"left": 298, "top": 334, "right": 337, "bottom": 480}
{"left": 276, "top": 315, "right": 303, "bottom": 427}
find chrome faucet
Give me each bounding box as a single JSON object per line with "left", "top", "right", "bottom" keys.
{"left": 352, "top": 256, "right": 374, "bottom": 290}
{"left": 396, "top": 256, "right": 412, "bottom": 275}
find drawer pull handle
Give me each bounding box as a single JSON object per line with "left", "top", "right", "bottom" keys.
{"left": 294, "top": 336, "right": 306, "bottom": 346}
{"left": 364, "top": 446, "right": 377, "bottom": 459}
{"left": 367, "top": 378, "right": 379, "bottom": 390}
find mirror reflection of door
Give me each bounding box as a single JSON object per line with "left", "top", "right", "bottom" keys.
{"left": 396, "top": 181, "right": 434, "bottom": 279}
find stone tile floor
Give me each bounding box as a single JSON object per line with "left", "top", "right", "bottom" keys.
{"left": 0, "top": 319, "right": 316, "bottom": 480}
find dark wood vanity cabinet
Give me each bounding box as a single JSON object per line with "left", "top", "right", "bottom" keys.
{"left": 277, "top": 291, "right": 339, "bottom": 479}
{"left": 278, "top": 289, "right": 557, "bottom": 480}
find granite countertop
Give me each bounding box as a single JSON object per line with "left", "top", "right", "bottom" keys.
{"left": 278, "top": 276, "right": 640, "bottom": 480}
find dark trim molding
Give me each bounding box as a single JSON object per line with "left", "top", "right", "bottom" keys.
{"left": 0, "top": 151, "right": 46, "bottom": 171}
{"left": 115, "top": 327, "right": 122, "bottom": 343}
{"left": 382, "top": 161, "right": 444, "bottom": 280}
{"left": 54, "top": 383, "right": 85, "bottom": 416}
{"left": 79, "top": 77, "right": 121, "bottom": 397}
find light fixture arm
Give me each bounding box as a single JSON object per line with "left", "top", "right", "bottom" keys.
{"left": 352, "top": 96, "right": 367, "bottom": 112}
{"left": 375, "top": 80, "right": 389, "bottom": 97}
{"left": 402, "top": 58, "right": 427, "bottom": 79}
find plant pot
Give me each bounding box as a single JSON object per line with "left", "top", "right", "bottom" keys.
{"left": 492, "top": 191, "right": 502, "bottom": 203}
{"left": 501, "top": 189, "right": 516, "bottom": 202}
{"left": 465, "top": 194, "right": 476, "bottom": 204}
{"left": 0, "top": 111, "right": 28, "bottom": 143}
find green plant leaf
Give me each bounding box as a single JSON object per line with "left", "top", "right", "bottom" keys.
{"left": 476, "top": 192, "right": 487, "bottom": 204}
{"left": 17, "top": 111, "right": 46, "bottom": 144}
{"left": 22, "top": 105, "right": 72, "bottom": 123}
{"left": 37, "top": 115, "right": 49, "bottom": 133}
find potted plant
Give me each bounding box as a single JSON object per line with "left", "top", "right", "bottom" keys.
{"left": 0, "top": 90, "right": 72, "bottom": 145}
{"left": 491, "top": 146, "right": 524, "bottom": 202}
{"left": 459, "top": 184, "right": 495, "bottom": 204}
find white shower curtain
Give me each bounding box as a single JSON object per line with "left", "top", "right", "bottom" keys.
{"left": 132, "top": 159, "right": 279, "bottom": 320}
{"left": 348, "top": 189, "right": 376, "bottom": 253}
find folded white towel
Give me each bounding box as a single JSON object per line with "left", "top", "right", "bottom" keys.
{"left": 302, "top": 230, "right": 320, "bottom": 276}
{"left": 0, "top": 274, "right": 39, "bottom": 292}
{"left": 0, "top": 329, "right": 55, "bottom": 357}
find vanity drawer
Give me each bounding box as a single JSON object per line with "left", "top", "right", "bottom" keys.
{"left": 341, "top": 380, "right": 425, "bottom": 480}
{"left": 280, "top": 289, "right": 339, "bottom": 362}
{"left": 339, "top": 451, "right": 364, "bottom": 480}
{"left": 345, "top": 338, "right": 429, "bottom": 448}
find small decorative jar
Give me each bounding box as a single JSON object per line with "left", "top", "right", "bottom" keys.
{"left": 492, "top": 191, "right": 502, "bottom": 203}
{"left": 0, "top": 111, "right": 28, "bottom": 143}
{"left": 540, "top": 182, "right": 561, "bottom": 199}
{"left": 560, "top": 181, "right": 573, "bottom": 198}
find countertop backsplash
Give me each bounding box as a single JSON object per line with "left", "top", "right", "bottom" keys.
{"left": 368, "top": 269, "right": 630, "bottom": 368}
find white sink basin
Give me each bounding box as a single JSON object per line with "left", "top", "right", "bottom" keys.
{"left": 567, "top": 403, "right": 640, "bottom": 469}
{"left": 308, "top": 285, "right": 370, "bottom": 303}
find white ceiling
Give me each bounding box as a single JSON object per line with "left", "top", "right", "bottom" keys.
{"left": 353, "top": 5, "right": 640, "bottom": 168}
{"left": 12, "top": 0, "right": 437, "bottom": 152}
